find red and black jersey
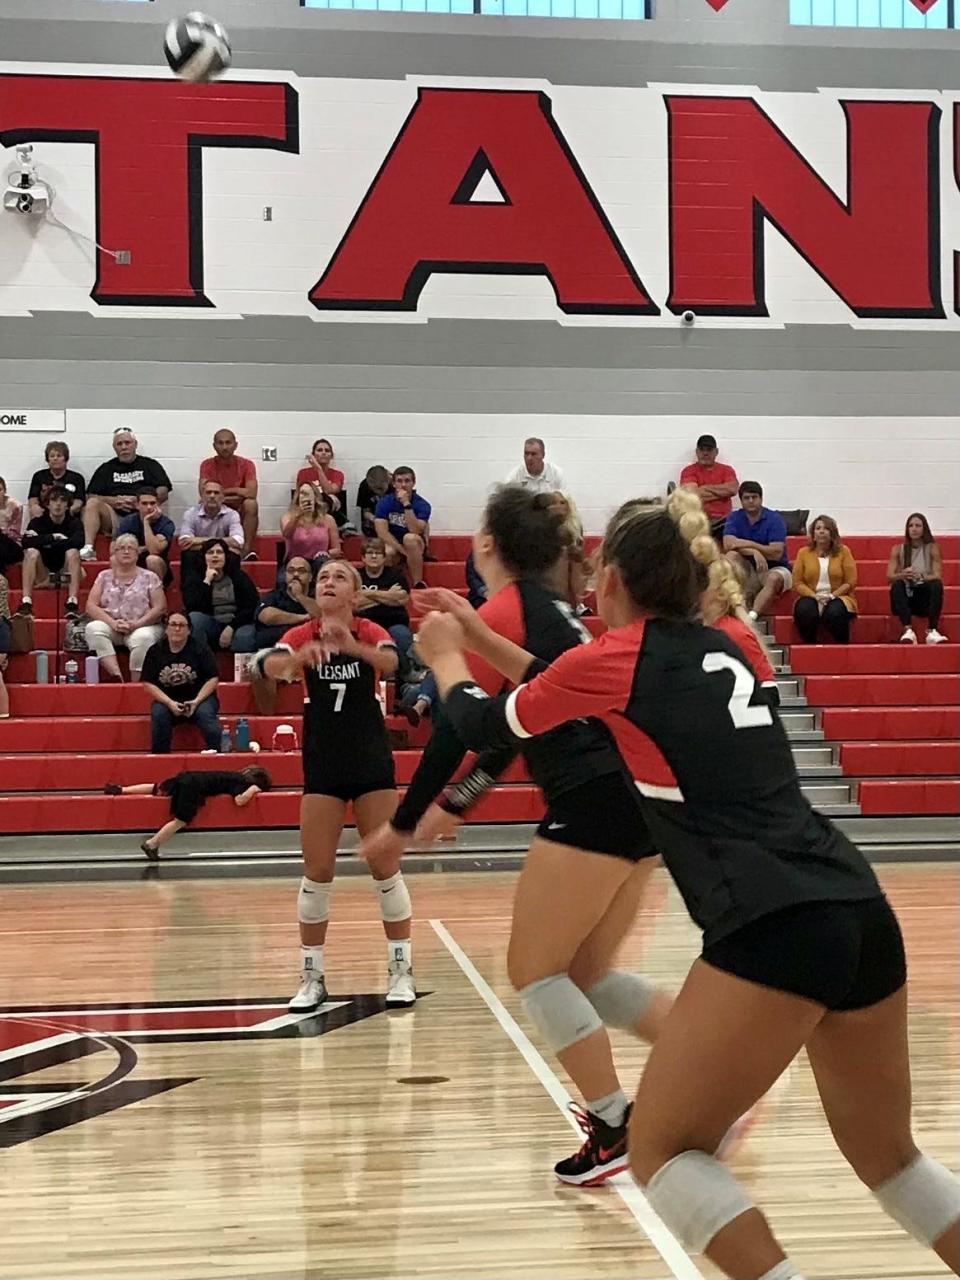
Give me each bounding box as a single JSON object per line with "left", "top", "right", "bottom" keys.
{"left": 278, "top": 616, "right": 395, "bottom": 778}
{"left": 392, "top": 579, "right": 627, "bottom": 832}
{"left": 712, "top": 614, "right": 777, "bottom": 691}
{"left": 445, "top": 617, "right": 879, "bottom": 946}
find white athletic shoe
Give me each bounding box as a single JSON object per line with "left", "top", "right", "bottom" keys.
{"left": 288, "top": 974, "right": 327, "bottom": 1014}
{"left": 386, "top": 963, "right": 416, "bottom": 1007}
{"left": 926, "top": 628, "right": 948, "bottom": 645}
{"left": 79, "top": 544, "right": 96, "bottom": 562}
{"left": 748, "top": 609, "right": 759, "bottom": 622}
{"left": 899, "top": 626, "right": 917, "bottom": 644}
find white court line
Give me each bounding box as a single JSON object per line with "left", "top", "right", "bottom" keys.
{"left": 0, "top": 917, "right": 514, "bottom": 938}
{"left": 430, "top": 919, "right": 703, "bottom": 1280}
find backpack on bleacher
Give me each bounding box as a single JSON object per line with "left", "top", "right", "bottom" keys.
{"left": 63, "top": 614, "right": 90, "bottom": 653}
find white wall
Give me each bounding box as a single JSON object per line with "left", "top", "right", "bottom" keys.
{"left": 1, "top": 410, "right": 956, "bottom": 535}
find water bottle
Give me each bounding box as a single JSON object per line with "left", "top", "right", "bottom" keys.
{"left": 220, "top": 724, "right": 233, "bottom": 754}
{"left": 34, "top": 650, "right": 48, "bottom": 684}
{"left": 85, "top": 655, "right": 100, "bottom": 684}
{"left": 64, "top": 658, "right": 79, "bottom": 684}
{"left": 235, "top": 717, "right": 250, "bottom": 751}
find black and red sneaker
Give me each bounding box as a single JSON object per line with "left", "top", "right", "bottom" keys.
{"left": 554, "top": 1102, "right": 631, "bottom": 1186}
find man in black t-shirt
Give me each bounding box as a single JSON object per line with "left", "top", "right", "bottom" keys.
{"left": 27, "top": 440, "right": 86, "bottom": 518}
{"left": 81, "top": 428, "right": 173, "bottom": 561}
{"left": 19, "top": 487, "right": 85, "bottom": 616}
{"left": 356, "top": 466, "right": 391, "bottom": 538}
{"left": 140, "top": 613, "right": 221, "bottom": 753}
{"left": 356, "top": 537, "right": 413, "bottom": 667}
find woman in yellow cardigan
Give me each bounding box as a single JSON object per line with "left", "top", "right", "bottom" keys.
{"left": 792, "top": 515, "right": 858, "bottom": 644}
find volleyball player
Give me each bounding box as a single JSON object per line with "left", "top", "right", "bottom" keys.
{"left": 254, "top": 560, "right": 416, "bottom": 1011}
{"left": 416, "top": 489, "right": 960, "bottom": 1278}
{"left": 362, "top": 486, "right": 673, "bottom": 1186}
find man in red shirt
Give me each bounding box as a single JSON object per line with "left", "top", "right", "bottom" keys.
{"left": 679, "top": 434, "right": 738, "bottom": 538}
{"left": 198, "top": 429, "right": 259, "bottom": 560}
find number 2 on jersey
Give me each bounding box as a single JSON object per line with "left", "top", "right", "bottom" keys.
{"left": 702, "top": 652, "right": 773, "bottom": 729}
{"left": 331, "top": 682, "right": 347, "bottom": 713}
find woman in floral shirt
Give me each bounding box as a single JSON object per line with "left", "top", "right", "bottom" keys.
{"left": 84, "top": 533, "right": 166, "bottom": 680}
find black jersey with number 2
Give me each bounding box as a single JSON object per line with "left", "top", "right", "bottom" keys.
{"left": 446, "top": 616, "right": 881, "bottom": 947}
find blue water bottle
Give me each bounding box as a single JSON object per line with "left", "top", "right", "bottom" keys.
{"left": 235, "top": 717, "right": 250, "bottom": 751}
{"left": 220, "top": 724, "right": 233, "bottom": 754}
{"left": 34, "top": 651, "right": 48, "bottom": 684}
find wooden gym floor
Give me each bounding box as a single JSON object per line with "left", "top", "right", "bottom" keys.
{"left": 0, "top": 863, "right": 957, "bottom": 1280}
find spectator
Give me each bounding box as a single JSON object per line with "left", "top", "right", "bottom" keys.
{"left": 547, "top": 490, "right": 589, "bottom": 610}
{"left": 84, "top": 533, "right": 166, "bottom": 681}
{"left": 140, "top": 613, "right": 222, "bottom": 754}
{"left": 505, "top": 437, "right": 564, "bottom": 495}
{"left": 791, "top": 515, "right": 858, "bottom": 645}
{"left": 234, "top": 555, "right": 316, "bottom": 653}
{"left": 182, "top": 538, "right": 261, "bottom": 652}
{"left": 117, "top": 487, "right": 175, "bottom": 584}
{"left": 356, "top": 537, "right": 414, "bottom": 668}
{"left": 374, "top": 465, "right": 430, "bottom": 589}
{"left": 465, "top": 550, "right": 487, "bottom": 610}
{"left": 888, "top": 512, "right": 948, "bottom": 644}
{"left": 28, "top": 441, "right": 86, "bottom": 518}
{"left": 679, "top": 434, "right": 739, "bottom": 539}
{"left": 0, "top": 476, "right": 23, "bottom": 574}
{"left": 296, "top": 439, "right": 351, "bottom": 530}
{"left": 357, "top": 465, "right": 391, "bottom": 538}
{"left": 178, "top": 479, "right": 243, "bottom": 590}
{"left": 81, "top": 428, "right": 172, "bottom": 561}
{"left": 281, "top": 483, "right": 341, "bottom": 578}
{"left": 18, "top": 486, "right": 85, "bottom": 618}
{"left": 0, "top": 572, "right": 9, "bottom": 719}
{"left": 723, "top": 481, "right": 792, "bottom": 618}
{"left": 198, "top": 429, "right": 259, "bottom": 561}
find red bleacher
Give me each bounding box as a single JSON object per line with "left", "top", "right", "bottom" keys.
{"left": 0, "top": 532, "right": 957, "bottom": 834}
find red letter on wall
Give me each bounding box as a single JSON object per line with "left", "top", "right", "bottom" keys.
{"left": 0, "top": 76, "right": 298, "bottom": 306}
{"left": 666, "top": 96, "right": 942, "bottom": 318}
{"left": 311, "top": 88, "right": 656, "bottom": 315}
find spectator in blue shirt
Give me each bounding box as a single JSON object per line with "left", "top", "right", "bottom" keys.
{"left": 374, "top": 466, "right": 431, "bottom": 589}
{"left": 118, "top": 488, "right": 176, "bottom": 584}
{"left": 723, "top": 480, "right": 793, "bottom": 618}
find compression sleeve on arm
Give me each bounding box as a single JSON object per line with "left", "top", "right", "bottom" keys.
{"left": 391, "top": 711, "right": 471, "bottom": 834}
{"left": 438, "top": 745, "right": 518, "bottom": 818}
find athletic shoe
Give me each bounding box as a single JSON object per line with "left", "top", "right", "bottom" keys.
{"left": 140, "top": 840, "right": 159, "bottom": 861}
{"left": 386, "top": 963, "right": 417, "bottom": 1007}
{"left": 65, "top": 598, "right": 79, "bottom": 619}
{"left": 339, "top": 521, "right": 357, "bottom": 536}
{"left": 242, "top": 551, "right": 258, "bottom": 562}
{"left": 288, "top": 974, "right": 327, "bottom": 1014}
{"left": 16, "top": 599, "right": 32, "bottom": 616}
{"left": 554, "top": 1102, "right": 631, "bottom": 1186}
{"left": 899, "top": 627, "right": 918, "bottom": 644}
{"left": 412, "top": 580, "right": 427, "bottom": 590}
{"left": 748, "top": 609, "right": 758, "bottom": 622}
{"left": 104, "top": 783, "right": 122, "bottom": 795}
{"left": 79, "top": 545, "right": 96, "bottom": 561}
{"left": 926, "top": 628, "right": 948, "bottom": 645}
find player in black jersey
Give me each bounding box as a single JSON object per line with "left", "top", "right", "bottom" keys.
{"left": 417, "top": 490, "right": 960, "bottom": 1278}
{"left": 361, "top": 487, "right": 672, "bottom": 1186}
{"left": 255, "top": 560, "right": 416, "bottom": 1012}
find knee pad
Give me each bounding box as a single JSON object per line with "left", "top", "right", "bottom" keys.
{"left": 644, "top": 1150, "right": 755, "bottom": 1254}
{"left": 586, "top": 971, "right": 658, "bottom": 1032}
{"left": 298, "top": 876, "right": 331, "bottom": 926}
{"left": 873, "top": 1153, "right": 960, "bottom": 1246}
{"left": 374, "top": 871, "right": 411, "bottom": 923}
{"left": 519, "top": 973, "right": 603, "bottom": 1055}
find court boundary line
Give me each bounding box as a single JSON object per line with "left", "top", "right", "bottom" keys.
{"left": 430, "top": 918, "right": 704, "bottom": 1280}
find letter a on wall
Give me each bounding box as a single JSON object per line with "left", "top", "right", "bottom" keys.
{"left": 310, "top": 88, "right": 658, "bottom": 315}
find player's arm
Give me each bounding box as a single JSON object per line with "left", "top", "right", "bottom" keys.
{"left": 414, "top": 590, "right": 535, "bottom": 687}
{"left": 254, "top": 622, "right": 324, "bottom": 682}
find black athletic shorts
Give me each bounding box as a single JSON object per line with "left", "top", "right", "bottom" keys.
{"left": 703, "top": 895, "right": 907, "bottom": 1012}
{"left": 37, "top": 544, "right": 69, "bottom": 573}
{"left": 303, "top": 755, "right": 396, "bottom": 804}
{"left": 536, "top": 772, "right": 658, "bottom": 863}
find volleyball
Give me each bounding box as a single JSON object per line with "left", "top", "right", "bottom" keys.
{"left": 163, "top": 12, "right": 232, "bottom": 83}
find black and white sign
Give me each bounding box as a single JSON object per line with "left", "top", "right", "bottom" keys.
{"left": 0, "top": 410, "right": 66, "bottom": 432}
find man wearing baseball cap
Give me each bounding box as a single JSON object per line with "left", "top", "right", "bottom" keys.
{"left": 679, "top": 434, "right": 739, "bottom": 538}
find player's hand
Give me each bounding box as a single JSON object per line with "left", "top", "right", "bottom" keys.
{"left": 413, "top": 803, "right": 461, "bottom": 845}
{"left": 319, "top": 618, "right": 353, "bottom": 656}
{"left": 356, "top": 821, "right": 407, "bottom": 864}
{"left": 415, "top": 611, "right": 466, "bottom": 664}
{"left": 412, "top": 587, "right": 472, "bottom": 619}
{"left": 288, "top": 641, "right": 325, "bottom": 673}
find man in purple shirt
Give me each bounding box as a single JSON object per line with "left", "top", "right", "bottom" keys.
{"left": 178, "top": 481, "right": 244, "bottom": 588}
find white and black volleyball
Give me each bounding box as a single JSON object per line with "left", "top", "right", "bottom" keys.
{"left": 164, "top": 12, "right": 232, "bottom": 83}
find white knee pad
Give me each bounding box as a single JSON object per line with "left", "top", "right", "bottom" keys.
{"left": 873, "top": 1153, "right": 960, "bottom": 1246}
{"left": 587, "top": 971, "right": 658, "bottom": 1031}
{"left": 298, "top": 876, "right": 331, "bottom": 926}
{"left": 644, "top": 1150, "right": 755, "bottom": 1254}
{"left": 374, "top": 871, "right": 411, "bottom": 923}
{"left": 519, "top": 973, "right": 603, "bottom": 1055}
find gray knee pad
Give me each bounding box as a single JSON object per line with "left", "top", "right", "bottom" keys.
{"left": 587, "top": 971, "right": 658, "bottom": 1032}
{"left": 298, "top": 876, "right": 331, "bottom": 925}
{"left": 519, "top": 973, "right": 603, "bottom": 1055}
{"left": 374, "top": 871, "right": 411, "bottom": 923}
{"left": 874, "top": 1153, "right": 960, "bottom": 1246}
{"left": 644, "top": 1150, "right": 755, "bottom": 1253}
